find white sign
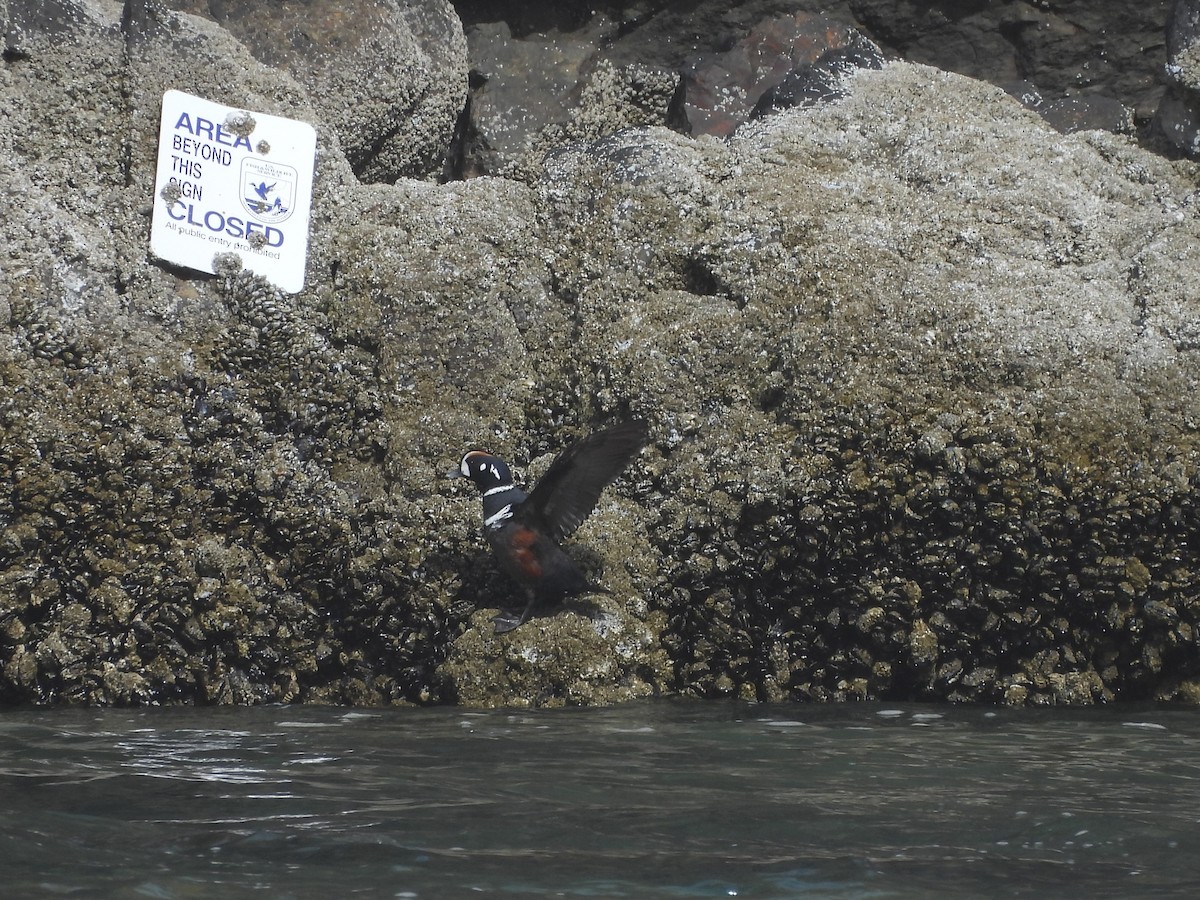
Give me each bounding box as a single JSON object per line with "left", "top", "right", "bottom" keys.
{"left": 150, "top": 90, "right": 317, "bottom": 294}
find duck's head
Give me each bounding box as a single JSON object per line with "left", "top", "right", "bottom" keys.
{"left": 451, "top": 450, "right": 515, "bottom": 493}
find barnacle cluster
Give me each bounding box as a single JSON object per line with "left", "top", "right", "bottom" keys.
{"left": 0, "top": 268, "right": 465, "bottom": 706}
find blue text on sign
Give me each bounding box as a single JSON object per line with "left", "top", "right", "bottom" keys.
{"left": 174, "top": 112, "right": 253, "bottom": 151}
{"left": 167, "top": 202, "right": 284, "bottom": 247}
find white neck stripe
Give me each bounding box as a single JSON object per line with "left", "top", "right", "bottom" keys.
{"left": 483, "top": 484, "right": 515, "bottom": 497}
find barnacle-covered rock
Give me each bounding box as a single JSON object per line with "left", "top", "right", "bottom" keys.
{"left": 164, "top": 0, "right": 466, "bottom": 183}
{"left": 3, "top": 0, "right": 1200, "bottom": 708}
{"left": 526, "top": 63, "right": 1200, "bottom": 708}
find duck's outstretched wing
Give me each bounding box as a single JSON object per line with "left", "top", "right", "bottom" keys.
{"left": 519, "top": 420, "right": 649, "bottom": 542}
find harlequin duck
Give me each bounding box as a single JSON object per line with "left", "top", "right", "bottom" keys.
{"left": 451, "top": 420, "right": 650, "bottom": 633}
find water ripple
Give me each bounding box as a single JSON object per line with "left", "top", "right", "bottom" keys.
{"left": 3, "top": 702, "right": 1200, "bottom": 897}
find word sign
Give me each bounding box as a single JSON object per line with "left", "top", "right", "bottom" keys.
{"left": 150, "top": 90, "right": 316, "bottom": 293}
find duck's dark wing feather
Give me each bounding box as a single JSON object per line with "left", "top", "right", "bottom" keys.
{"left": 518, "top": 420, "right": 649, "bottom": 542}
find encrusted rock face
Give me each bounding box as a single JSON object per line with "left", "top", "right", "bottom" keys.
{"left": 162, "top": 0, "right": 468, "bottom": 183}
{"left": 677, "top": 11, "right": 877, "bottom": 136}
{"left": 3, "top": 2, "right": 1200, "bottom": 708}
{"left": 453, "top": 0, "right": 1176, "bottom": 178}
{"left": 1157, "top": 0, "right": 1200, "bottom": 156}
{"left": 527, "top": 75, "right": 1200, "bottom": 706}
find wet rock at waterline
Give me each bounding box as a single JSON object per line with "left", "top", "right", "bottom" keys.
{"left": 4, "top": 2, "right": 1200, "bottom": 708}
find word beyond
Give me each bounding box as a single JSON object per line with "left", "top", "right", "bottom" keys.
{"left": 150, "top": 90, "right": 316, "bottom": 294}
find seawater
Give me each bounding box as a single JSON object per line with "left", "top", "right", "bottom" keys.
{"left": 2, "top": 701, "right": 1199, "bottom": 898}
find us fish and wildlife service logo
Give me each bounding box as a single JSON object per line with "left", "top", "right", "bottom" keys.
{"left": 240, "top": 157, "right": 298, "bottom": 223}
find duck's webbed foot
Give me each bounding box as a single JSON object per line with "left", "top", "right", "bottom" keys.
{"left": 492, "top": 596, "right": 537, "bottom": 634}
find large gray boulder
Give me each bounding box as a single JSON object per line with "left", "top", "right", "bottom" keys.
{"left": 163, "top": 0, "right": 467, "bottom": 183}
{"left": 1157, "top": 0, "right": 1200, "bottom": 156}
{"left": 3, "top": 1, "right": 1200, "bottom": 707}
